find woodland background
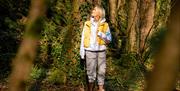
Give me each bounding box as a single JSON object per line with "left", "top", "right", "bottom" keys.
{"left": 0, "top": 0, "right": 179, "bottom": 91}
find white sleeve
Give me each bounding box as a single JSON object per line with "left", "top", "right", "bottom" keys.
{"left": 80, "top": 24, "right": 85, "bottom": 59}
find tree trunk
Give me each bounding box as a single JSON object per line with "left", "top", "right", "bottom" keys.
{"left": 109, "top": 0, "right": 117, "bottom": 26}
{"left": 8, "top": 0, "right": 46, "bottom": 91}
{"left": 117, "top": 0, "right": 121, "bottom": 10}
{"left": 139, "top": 0, "right": 155, "bottom": 53}
{"left": 73, "top": 0, "right": 80, "bottom": 18}
{"left": 127, "top": 0, "right": 138, "bottom": 53}
{"left": 145, "top": 0, "right": 180, "bottom": 91}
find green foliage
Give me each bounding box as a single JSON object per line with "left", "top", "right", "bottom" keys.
{"left": 1, "top": 0, "right": 178, "bottom": 90}
{"left": 117, "top": 2, "right": 128, "bottom": 34}
{"left": 30, "top": 66, "right": 46, "bottom": 80}
{"left": 148, "top": 27, "right": 167, "bottom": 57}
{"left": 156, "top": 0, "right": 171, "bottom": 17}
{"left": 154, "top": 0, "right": 171, "bottom": 28}
{"left": 117, "top": 53, "right": 138, "bottom": 69}
{"left": 4, "top": 17, "right": 18, "bottom": 30}
{"left": 79, "top": 2, "right": 93, "bottom": 21}
{"left": 106, "top": 53, "right": 144, "bottom": 91}
{"left": 0, "top": 0, "right": 31, "bottom": 80}
{"left": 46, "top": 68, "right": 66, "bottom": 84}
{"left": 36, "top": 0, "right": 86, "bottom": 87}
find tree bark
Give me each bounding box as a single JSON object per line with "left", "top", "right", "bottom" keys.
{"left": 139, "top": 0, "right": 155, "bottom": 53}
{"left": 127, "top": 0, "right": 138, "bottom": 52}
{"left": 145, "top": 0, "right": 180, "bottom": 91}
{"left": 8, "top": 0, "right": 46, "bottom": 91}
{"left": 117, "top": 0, "right": 121, "bottom": 10}
{"left": 109, "top": 0, "right": 117, "bottom": 26}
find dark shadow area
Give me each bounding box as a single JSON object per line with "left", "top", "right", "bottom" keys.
{"left": 0, "top": 3, "right": 21, "bottom": 80}
{"left": 104, "top": 27, "right": 168, "bottom": 91}
{"left": 28, "top": 80, "right": 41, "bottom": 91}
{"left": 0, "top": 0, "right": 30, "bottom": 81}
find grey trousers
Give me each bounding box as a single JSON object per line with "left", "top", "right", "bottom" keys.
{"left": 85, "top": 50, "right": 106, "bottom": 85}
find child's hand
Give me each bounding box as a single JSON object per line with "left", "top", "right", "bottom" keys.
{"left": 98, "top": 32, "right": 110, "bottom": 44}
{"left": 98, "top": 32, "right": 106, "bottom": 39}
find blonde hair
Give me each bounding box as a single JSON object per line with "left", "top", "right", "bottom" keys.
{"left": 94, "top": 5, "right": 105, "bottom": 18}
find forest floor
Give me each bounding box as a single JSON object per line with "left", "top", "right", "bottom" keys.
{"left": 0, "top": 78, "right": 179, "bottom": 91}
{"left": 0, "top": 79, "right": 143, "bottom": 91}
{"left": 0, "top": 81, "right": 82, "bottom": 91}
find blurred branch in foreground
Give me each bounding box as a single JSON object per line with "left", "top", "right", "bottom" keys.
{"left": 145, "top": 0, "right": 180, "bottom": 91}
{"left": 8, "top": 0, "right": 46, "bottom": 91}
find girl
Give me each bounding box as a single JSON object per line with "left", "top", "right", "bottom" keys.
{"left": 80, "top": 5, "right": 112, "bottom": 91}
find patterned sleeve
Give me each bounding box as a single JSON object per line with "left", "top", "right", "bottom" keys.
{"left": 105, "top": 25, "right": 112, "bottom": 42}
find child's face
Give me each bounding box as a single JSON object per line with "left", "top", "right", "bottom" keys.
{"left": 91, "top": 7, "right": 100, "bottom": 17}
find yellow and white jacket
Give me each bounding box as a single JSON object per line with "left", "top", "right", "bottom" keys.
{"left": 80, "top": 17, "right": 112, "bottom": 59}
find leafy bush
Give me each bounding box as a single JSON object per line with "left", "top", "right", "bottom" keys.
{"left": 30, "top": 66, "right": 46, "bottom": 80}
{"left": 105, "top": 53, "right": 145, "bottom": 90}
{"left": 46, "top": 68, "right": 66, "bottom": 84}
{"left": 148, "top": 27, "right": 167, "bottom": 57}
